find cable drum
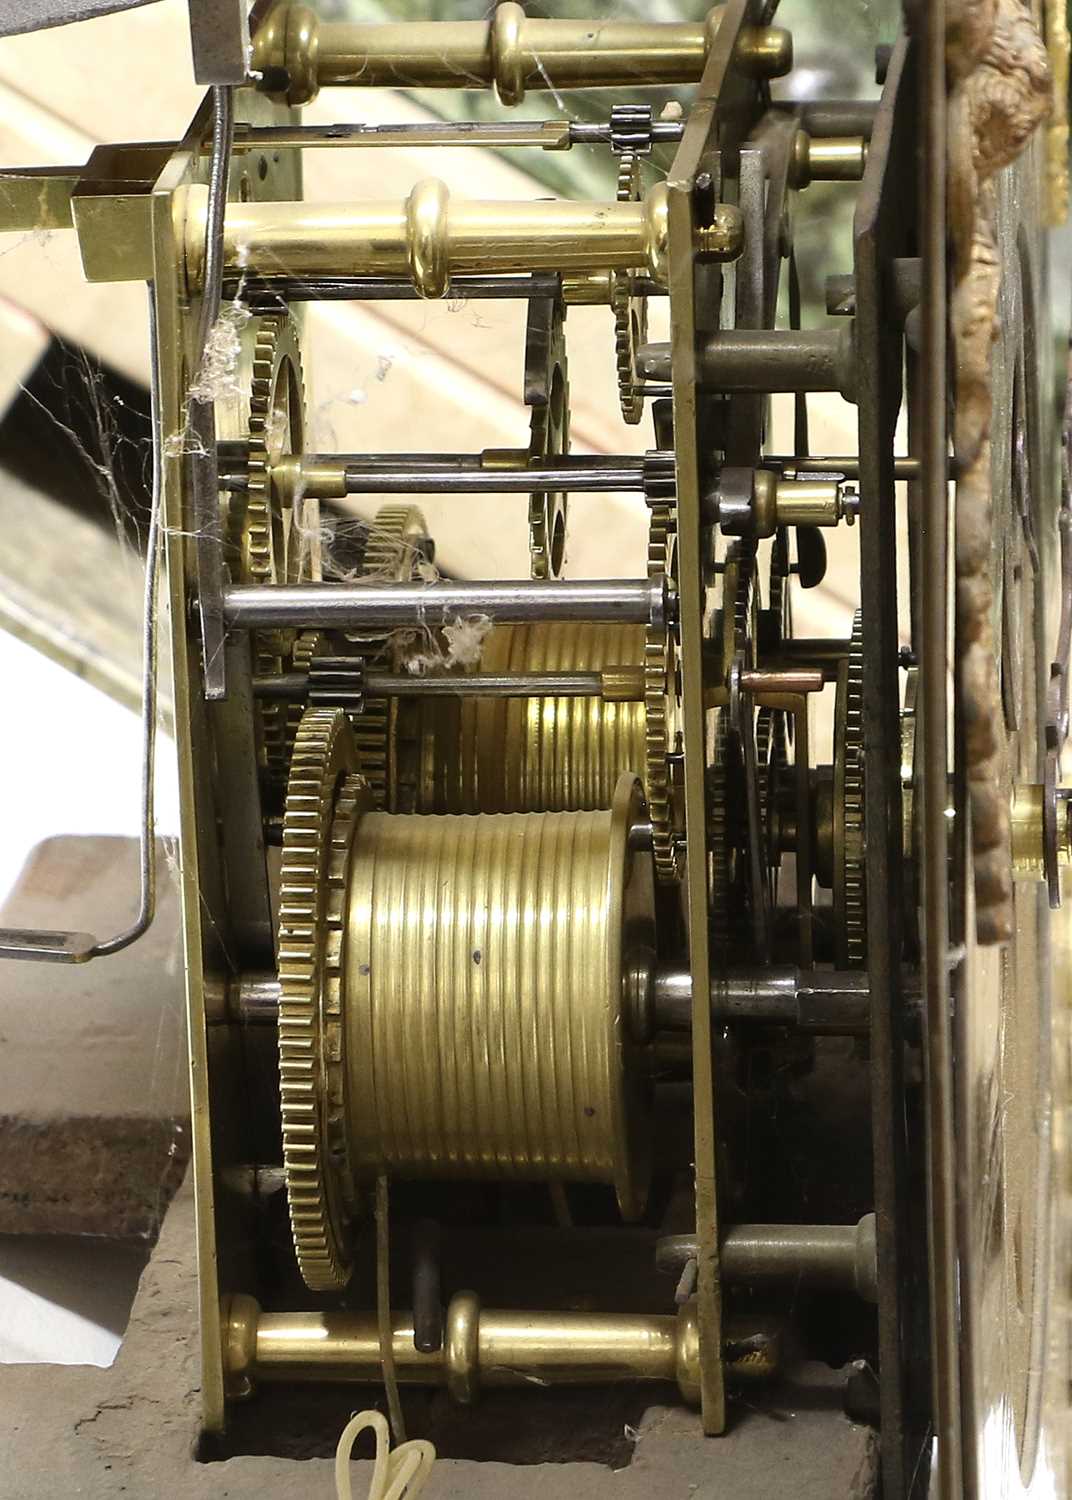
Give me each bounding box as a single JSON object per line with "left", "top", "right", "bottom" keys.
{"left": 404, "top": 620, "right": 648, "bottom": 813}
{"left": 343, "top": 774, "right": 653, "bottom": 1218}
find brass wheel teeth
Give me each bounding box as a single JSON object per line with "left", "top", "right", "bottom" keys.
{"left": 646, "top": 501, "right": 680, "bottom": 881}
{"left": 708, "top": 549, "right": 755, "bottom": 952}
{"left": 226, "top": 312, "right": 309, "bottom": 795}
{"left": 613, "top": 153, "right": 648, "bottom": 427}
{"left": 527, "top": 302, "right": 569, "bottom": 581}
{"left": 361, "top": 503, "right": 428, "bottom": 587}
{"left": 278, "top": 707, "right": 365, "bottom": 1292}
{"left": 842, "top": 610, "right": 867, "bottom": 966}
{"left": 244, "top": 315, "right": 295, "bottom": 589}
{"left": 257, "top": 640, "right": 289, "bottom": 781}
{"left": 348, "top": 504, "right": 428, "bottom": 810}
{"left": 725, "top": 542, "right": 757, "bottom": 666}
{"left": 351, "top": 703, "right": 391, "bottom": 809}
{"left": 761, "top": 538, "right": 791, "bottom": 783}
{"left": 709, "top": 708, "right": 733, "bottom": 961}
{"left": 284, "top": 630, "right": 327, "bottom": 768}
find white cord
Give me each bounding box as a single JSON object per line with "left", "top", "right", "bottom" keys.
{"left": 334, "top": 1410, "right": 436, "bottom": 1500}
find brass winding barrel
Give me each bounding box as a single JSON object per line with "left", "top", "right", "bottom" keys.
{"left": 401, "top": 621, "right": 647, "bottom": 814}
{"left": 342, "top": 774, "right": 653, "bottom": 1218}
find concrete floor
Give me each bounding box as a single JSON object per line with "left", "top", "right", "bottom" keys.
{"left": 0, "top": 1175, "right": 878, "bottom": 1499}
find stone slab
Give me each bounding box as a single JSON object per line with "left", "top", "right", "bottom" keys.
{"left": 0, "top": 835, "right": 188, "bottom": 1237}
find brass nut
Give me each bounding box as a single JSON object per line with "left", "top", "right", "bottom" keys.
{"left": 696, "top": 204, "right": 744, "bottom": 263}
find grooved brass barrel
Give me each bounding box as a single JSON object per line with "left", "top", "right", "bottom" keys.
{"left": 252, "top": 3, "right": 792, "bottom": 106}
{"left": 343, "top": 775, "right": 653, "bottom": 1217}
{"left": 404, "top": 622, "right": 647, "bottom": 814}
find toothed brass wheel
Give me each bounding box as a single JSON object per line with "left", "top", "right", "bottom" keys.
{"left": 613, "top": 152, "right": 648, "bottom": 427}
{"left": 278, "top": 721, "right": 655, "bottom": 1292}
{"left": 525, "top": 295, "right": 570, "bottom": 579}
{"left": 277, "top": 505, "right": 432, "bottom": 808}
{"left": 346, "top": 503, "right": 431, "bottom": 809}
{"left": 217, "top": 311, "right": 310, "bottom": 798}
{"left": 833, "top": 611, "right": 865, "bottom": 968}
{"left": 645, "top": 499, "right": 682, "bottom": 882}
{"left": 707, "top": 543, "right": 759, "bottom": 954}
{"left": 277, "top": 707, "right": 371, "bottom": 1293}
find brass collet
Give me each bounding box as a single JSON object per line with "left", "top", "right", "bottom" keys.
{"left": 178, "top": 179, "right": 745, "bottom": 296}
{"left": 789, "top": 132, "right": 869, "bottom": 189}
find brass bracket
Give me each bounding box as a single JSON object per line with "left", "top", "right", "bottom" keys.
{"left": 0, "top": 143, "right": 171, "bottom": 283}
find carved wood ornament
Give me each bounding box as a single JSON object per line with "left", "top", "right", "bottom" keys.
{"left": 946, "top": 0, "right": 1052, "bottom": 942}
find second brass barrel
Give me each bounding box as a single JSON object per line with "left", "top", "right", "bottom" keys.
{"left": 401, "top": 621, "right": 648, "bottom": 814}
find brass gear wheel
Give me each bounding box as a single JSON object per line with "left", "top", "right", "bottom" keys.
{"left": 708, "top": 708, "right": 737, "bottom": 963}
{"left": 347, "top": 504, "right": 430, "bottom": 809}
{"left": 756, "top": 529, "right": 792, "bottom": 835}
{"left": 360, "top": 502, "right": 430, "bottom": 588}
{"left": 278, "top": 707, "right": 371, "bottom": 1292}
{"left": 275, "top": 495, "right": 427, "bottom": 799}
{"left": 274, "top": 506, "right": 431, "bottom": 802}
{"left": 525, "top": 295, "right": 570, "bottom": 579}
{"left": 218, "top": 312, "right": 310, "bottom": 798}
{"left": 708, "top": 544, "right": 758, "bottom": 957}
{"left": 834, "top": 610, "right": 866, "bottom": 967}
{"left": 645, "top": 500, "right": 681, "bottom": 882}
{"left": 612, "top": 153, "right": 649, "bottom": 427}
{"left": 238, "top": 314, "right": 308, "bottom": 588}
{"left": 282, "top": 628, "right": 328, "bottom": 774}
